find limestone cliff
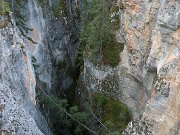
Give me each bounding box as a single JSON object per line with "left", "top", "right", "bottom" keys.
{"left": 0, "top": 0, "right": 80, "bottom": 134}
{"left": 0, "top": 0, "right": 179, "bottom": 134}
{"left": 25, "top": 0, "right": 80, "bottom": 93}
{"left": 120, "top": 0, "right": 180, "bottom": 134}
{"left": 0, "top": 15, "right": 51, "bottom": 134}
{"left": 80, "top": 0, "right": 180, "bottom": 135}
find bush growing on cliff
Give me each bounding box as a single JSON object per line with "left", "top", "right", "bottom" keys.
{"left": 37, "top": 92, "right": 71, "bottom": 129}
{"left": 54, "top": 0, "right": 67, "bottom": 17}
{"left": 94, "top": 93, "right": 132, "bottom": 133}
{"left": 102, "top": 42, "right": 122, "bottom": 67}
{"left": 80, "top": 0, "right": 123, "bottom": 67}
{"left": 37, "top": 0, "right": 48, "bottom": 6}
{"left": 0, "top": 0, "right": 10, "bottom": 15}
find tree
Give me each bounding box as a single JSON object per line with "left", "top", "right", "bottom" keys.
{"left": 37, "top": 91, "right": 95, "bottom": 135}
{"left": 80, "top": 0, "right": 122, "bottom": 66}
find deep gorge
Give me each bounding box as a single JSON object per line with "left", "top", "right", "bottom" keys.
{"left": 33, "top": 0, "right": 132, "bottom": 134}
{"left": 0, "top": 0, "right": 179, "bottom": 135}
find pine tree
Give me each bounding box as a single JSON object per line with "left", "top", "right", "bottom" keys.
{"left": 80, "top": 0, "right": 120, "bottom": 65}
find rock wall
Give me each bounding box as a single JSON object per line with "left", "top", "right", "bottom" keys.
{"left": 0, "top": 15, "right": 51, "bottom": 134}
{"left": 0, "top": 0, "right": 179, "bottom": 134}
{"left": 81, "top": 59, "right": 149, "bottom": 117}
{"left": 0, "top": 0, "right": 80, "bottom": 134}
{"left": 120, "top": 0, "right": 180, "bottom": 134}
{"left": 23, "top": 0, "right": 80, "bottom": 95}
{"left": 81, "top": 0, "right": 180, "bottom": 134}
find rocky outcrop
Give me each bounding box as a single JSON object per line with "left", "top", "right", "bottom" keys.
{"left": 81, "top": 0, "right": 180, "bottom": 134}
{"left": 81, "top": 59, "right": 148, "bottom": 117}
{"left": 0, "top": 15, "right": 51, "bottom": 134}
{"left": 123, "top": 117, "right": 155, "bottom": 135}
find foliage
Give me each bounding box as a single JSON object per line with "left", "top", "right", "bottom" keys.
{"left": 102, "top": 42, "right": 124, "bottom": 67}
{"left": 94, "top": 93, "right": 132, "bottom": 134}
{"left": 80, "top": 0, "right": 123, "bottom": 66}
{"left": 37, "top": 91, "right": 90, "bottom": 135}
{"left": 38, "top": 91, "right": 71, "bottom": 134}
{"left": 69, "top": 106, "right": 90, "bottom": 135}
{"left": 56, "top": 60, "right": 66, "bottom": 69}
{"left": 0, "top": 0, "right": 10, "bottom": 15}
{"left": 37, "top": 89, "right": 131, "bottom": 135}
{"left": 32, "top": 56, "right": 40, "bottom": 72}
{"left": 110, "top": 4, "right": 120, "bottom": 30}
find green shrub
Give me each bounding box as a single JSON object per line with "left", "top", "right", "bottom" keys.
{"left": 37, "top": 0, "right": 67, "bottom": 17}
{"left": 37, "top": 91, "right": 90, "bottom": 135}
{"left": 0, "top": 1, "right": 10, "bottom": 15}
{"left": 69, "top": 106, "right": 90, "bottom": 135}
{"left": 37, "top": 90, "right": 131, "bottom": 134}
{"left": 94, "top": 93, "right": 132, "bottom": 134}
{"left": 80, "top": 0, "right": 124, "bottom": 66}
{"left": 56, "top": 60, "right": 66, "bottom": 69}
{"left": 102, "top": 42, "right": 124, "bottom": 67}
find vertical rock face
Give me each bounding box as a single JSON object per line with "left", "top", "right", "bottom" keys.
{"left": 81, "top": 0, "right": 180, "bottom": 134}
{"left": 25, "top": 0, "right": 80, "bottom": 93}
{"left": 0, "top": 16, "right": 51, "bottom": 134}
{"left": 0, "top": 0, "right": 179, "bottom": 134}
{"left": 120, "top": 0, "right": 180, "bottom": 134}
{"left": 26, "top": 0, "right": 53, "bottom": 90}
{"left": 0, "top": 0, "right": 80, "bottom": 134}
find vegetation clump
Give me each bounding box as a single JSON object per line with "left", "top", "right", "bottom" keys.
{"left": 80, "top": 0, "right": 124, "bottom": 67}
{"left": 110, "top": 4, "right": 120, "bottom": 30}
{"left": 37, "top": 91, "right": 90, "bottom": 135}
{"left": 37, "top": 89, "right": 132, "bottom": 135}
{"left": 94, "top": 93, "right": 132, "bottom": 134}
{"left": 102, "top": 42, "right": 123, "bottom": 67}
{"left": 0, "top": 0, "right": 10, "bottom": 15}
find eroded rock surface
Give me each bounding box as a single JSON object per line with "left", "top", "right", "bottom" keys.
{"left": 25, "top": 0, "right": 80, "bottom": 93}
{"left": 120, "top": 0, "right": 180, "bottom": 134}
{"left": 0, "top": 0, "right": 80, "bottom": 134}
{"left": 0, "top": 0, "right": 179, "bottom": 134}
{"left": 81, "top": 0, "right": 180, "bottom": 134}
{"left": 0, "top": 17, "right": 51, "bottom": 134}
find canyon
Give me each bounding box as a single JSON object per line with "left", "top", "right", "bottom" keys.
{"left": 0, "top": 0, "right": 179, "bottom": 135}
